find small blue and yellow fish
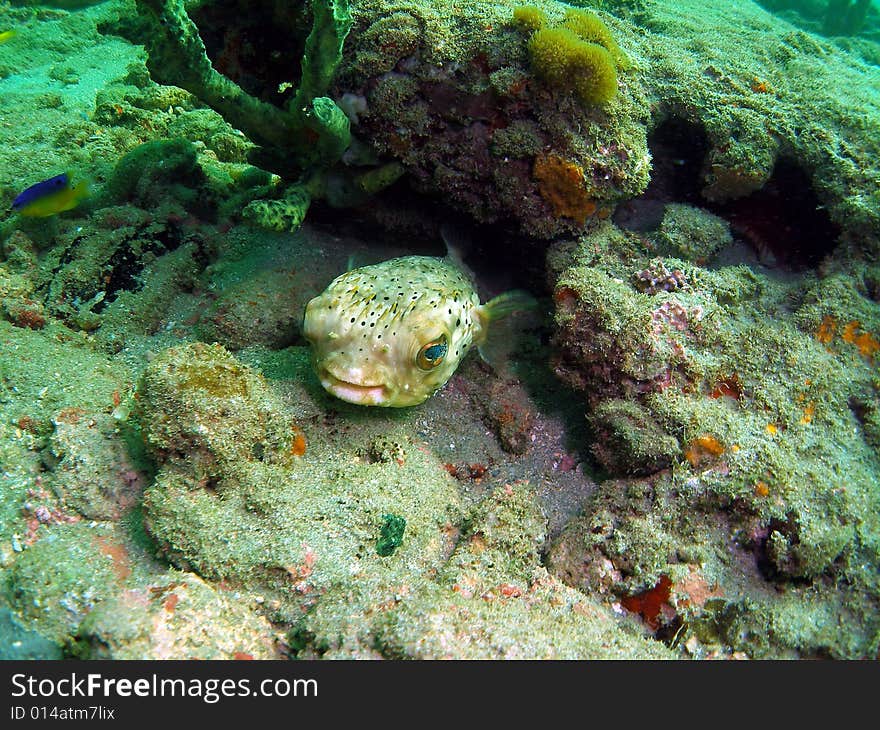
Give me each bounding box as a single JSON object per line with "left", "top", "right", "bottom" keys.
{"left": 12, "top": 173, "right": 89, "bottom": 218}
{"left": 0, "top": 30, "right": 17, "bottom": 44}
{"left": 303, "top": 251, "right": 533, "bottom": 407}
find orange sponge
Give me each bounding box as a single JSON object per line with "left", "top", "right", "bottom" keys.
{"left": 533, "top": 153, "right": 597, "bottom": 225}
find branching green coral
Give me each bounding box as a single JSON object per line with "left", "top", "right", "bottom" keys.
{"left": 133, "top": 0, "right": 401, "bottom": 232}
{"left": 295, "top": 0, "right": 353, "bottom": 110}
{"left": 134, "top": 0, "right": 351, "bottom": 170}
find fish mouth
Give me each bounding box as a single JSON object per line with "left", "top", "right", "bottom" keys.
{"left": 319, "top": 369, "right": 390, "bottom": 406}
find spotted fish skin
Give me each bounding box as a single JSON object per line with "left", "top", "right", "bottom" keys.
{"left": 303, "top": 256, "right": 487, "bottom": 407}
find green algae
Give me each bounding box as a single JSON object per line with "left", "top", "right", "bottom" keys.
{"left": 376, "top": 513, "right": 406, "bottom": 557}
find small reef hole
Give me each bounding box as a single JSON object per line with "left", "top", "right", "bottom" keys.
{"left": 712, "top": 157, "right": 840, "bottom": 270}
{"left": 614, "top": 116, "right": 709, "bottom": 232}
{"left": 617, "top": 116, "right": 839, "bottom": 270}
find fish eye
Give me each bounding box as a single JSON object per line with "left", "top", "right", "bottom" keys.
{"left": 416, "top": 335, "right": 448, "bottom": 370}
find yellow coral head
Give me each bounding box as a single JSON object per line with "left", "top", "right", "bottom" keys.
{"left": 527, "top": 27, "right": 583, "bottom": 86}
{"left": 513, "top": 5, "right": 548, "bottom": 33}
{"left": 571, "top": 42, "right": 618, "bottom": 105}
{"left": 527, "top": 27, "right": 618, "bottom": 104}
{"left": 563, "top": 8, "right": 630, "bottom": 69}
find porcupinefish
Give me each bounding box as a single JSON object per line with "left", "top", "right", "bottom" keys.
{"left": 303, "top": 255, "right": 533, "bottom": 407}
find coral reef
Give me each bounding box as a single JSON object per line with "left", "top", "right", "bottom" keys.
{"left": 1, "top": 0, "right": 879, "bottom": 662}
{"left": 547, "top": 213, "right": 880, "bottom": 657}
{"left": 334, "top": 0, "right": 650, "bottom": 238}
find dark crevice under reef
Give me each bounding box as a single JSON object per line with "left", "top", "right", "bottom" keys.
{"left": 617, "top": 115, "right": 841, "bottom": 271}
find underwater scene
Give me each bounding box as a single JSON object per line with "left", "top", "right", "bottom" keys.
{"left": 0, "top": 0, "right": 878, "bottom": 661}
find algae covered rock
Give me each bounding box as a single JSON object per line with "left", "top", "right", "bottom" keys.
{"left": 38, "top": 205, "right": 211, "bottom": 335}
{"left": 299, "top": 483, "right": 675, "bottom": 659}
{"left": 338, "top": 0, "right": 650, "bottom": 238}
{"left": 195, "top": 267, "right": 302, "bottom": 350}
{"left": 588, "top": 399, "right": 680, "bottom": 475}
{"left": 552, "top": 258, "right": 674, "bottom": 405}
{"left": 138, "top": 341, "right": 299, "bottom": 482}
{"left": 192, "top": 228, "right": 334, "bottom": 352}
{"left": 48, "top": 411, "right": 147, "bottom": 520}
{"left": 139, "top": 342, "right": 462, "bottom": 620}
{"left": 545, "top": 212, "right": 880, "bottom": 657}
{"left": 71, "top": 572, "right": 281, "bottom": 660}
{"left": 103, "top": 138, "right": 205, "bottom": 210}
{"left": 372, "top": 571, "right": 675, "bottom": 660}
{"left": 6, "top": 522, "right": 127, "bottom": 644}
{"left": 655, "top": 203, "right": 733, "bottom": 263}
{"left": 442, "top": 481, "right": 547, "bottom": 595}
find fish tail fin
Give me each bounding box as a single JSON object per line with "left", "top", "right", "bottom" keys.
{"left": 481, "top": 289, "right": 538, "bottom": 322}
{"left": 473, "top": 289, "right": 538, "bottom": 353}
{"left": 476, "top": 290, "right": 538, "bottom": 370}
